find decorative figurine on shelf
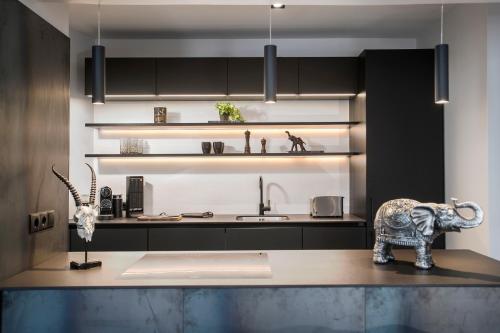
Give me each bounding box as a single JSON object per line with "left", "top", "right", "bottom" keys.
{"left": 52, "top": 163, "right": 102, "bottom": 270}
{"left": 244, "top": 130, "right": 251, "bottom": 154}
{"left": 373, "top": 198, "right": 483, "bottom": 269}
{"left": 285, "top": 131, "right": 307, "bottom": 152}
{"left": 261, "top": 138, "right": 267, "bottom": 154}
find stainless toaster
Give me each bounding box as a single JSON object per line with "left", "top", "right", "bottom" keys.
{"left": 310, "top": 196, "right": 344, "bottom": 217}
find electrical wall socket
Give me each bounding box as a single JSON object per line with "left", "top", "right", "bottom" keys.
{"left": 47, "top": 210, "right": 55, "bottom": 228}
{"left": 29, "top": 210, "right": 55, "bottom": 234}
{"left": 39, "top": 212, "right": 48, "bottom": 229}
{"left": 29, "top": 213, "right": 41, "bottom": 233}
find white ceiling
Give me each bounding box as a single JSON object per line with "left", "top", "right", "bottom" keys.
{"left": 70, "top": 4, "right": 453, "bottom": 39}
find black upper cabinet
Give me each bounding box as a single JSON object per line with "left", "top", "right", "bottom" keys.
{"left": 85, "top": 58, "right": 156, "bottom": 95}
{"left": 299, "top": 57, "right": 358, "bottom": 94}
{"left": 106, "top": 58, "right": 156, "bottom": 95}
{"left": 228, "top": 58, "right": 263, "bottom": 95}
{"left": 277, "top": 58, "right": 299, "bottom": 95}
{"left": 84, "top": 57, "right": 357, "bottom": 97}
{"left": 227, "top": 58, "right": 299, "bottom": 95}
{"left": 157, "top": 58, "right": 227, "bottom": 95}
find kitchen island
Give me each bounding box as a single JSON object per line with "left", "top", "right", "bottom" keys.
{"left": 2, "top": 249, "right": 500, "bottom": 332}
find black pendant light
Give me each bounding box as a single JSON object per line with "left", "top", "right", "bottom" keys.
{"left": 435, "top": 4, "right": 449, "bottom": 104}
{"left": 264, "top": 5, "right": 280, "bottom": 104}
{"left": 92, "top": 0, "right": 105, "bottom": 105}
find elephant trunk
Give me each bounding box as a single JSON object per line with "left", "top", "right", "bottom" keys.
{"left": 453, "top": 200, "right": 484, "bottom": 229}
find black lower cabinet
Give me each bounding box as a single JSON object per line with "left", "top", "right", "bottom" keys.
{"left": 69, "top": 224, "right": 372, "bottom": 251}
{"left": 69, "top": 228, "right": 148, "bottom": 251}
{"left": 226, "top": 227, "right": 302, "bottom": 250}
{"left": 303, "top": 227, "right": 366, "bottom": 249}
{"left": 149, "top": 227, "right": 226, "bottom": 251}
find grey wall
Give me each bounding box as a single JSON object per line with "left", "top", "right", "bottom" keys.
{"left": 416, "top": 4, "right": 500, "bottom": 260}
{"left": 442, "top": 4, "right": 490, "bottom": 257}
{"left": 0, "top": 0, "right": 70, "bottom": 280}
{"left": 486, "top": 3, "right": 500, "bottom": 261}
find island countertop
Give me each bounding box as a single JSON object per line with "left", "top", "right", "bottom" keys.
{"left": 2, "top": 249, "right": 500, "bottom": 289}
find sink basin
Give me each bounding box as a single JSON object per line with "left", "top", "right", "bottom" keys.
{"left": 235, "top": 215, "right": 290, "bottom": 222}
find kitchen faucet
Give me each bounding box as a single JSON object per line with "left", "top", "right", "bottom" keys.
{"left": 259, "top": 176, "right": 271, "bottom": 216}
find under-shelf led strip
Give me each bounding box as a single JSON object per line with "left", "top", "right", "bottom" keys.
{"left": 97, "top": 128, "right": 348, "bottom": 140}
{"left": 91, "top": 155, "right": 353, "bottom": 162}
{"left": 86, "top": 93, "right": 358, "bottom": 99}
{"left": 95, "top": 155, "right": 350, "bottom": 169}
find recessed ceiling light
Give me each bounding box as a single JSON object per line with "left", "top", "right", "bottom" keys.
{"left": 271, "top": 3, "right": 285, "bottom": 9}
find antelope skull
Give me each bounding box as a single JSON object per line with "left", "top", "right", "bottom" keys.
{"left": 52, "top": 163, "right": 98, "bottom": 242}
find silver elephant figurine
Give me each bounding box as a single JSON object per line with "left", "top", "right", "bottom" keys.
{"left": 373, "top": 198, "right": 483, "bottom": 269}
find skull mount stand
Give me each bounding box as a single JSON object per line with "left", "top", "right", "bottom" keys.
{"left": 70, "top": 240, "right": 102, "bottom": 270}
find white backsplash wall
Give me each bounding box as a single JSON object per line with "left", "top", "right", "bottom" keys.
{"left": 92, "top": 100, "right": 350, "bottom": 215}
{"left": 71, "top": 36, "right": 417, "bottom": 216}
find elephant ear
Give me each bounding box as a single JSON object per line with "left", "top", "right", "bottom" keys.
{"left": 410, "top": 204, "right": 436, "bottom": 236}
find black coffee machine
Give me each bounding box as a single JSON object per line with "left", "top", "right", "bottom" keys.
{"left": 98, "top": 186, "right": 114, "bottom": 220}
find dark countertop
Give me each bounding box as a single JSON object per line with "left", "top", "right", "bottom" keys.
{"left": 2, "top": 250, "right": 500, "bottom": 289}
{"left": 69, "top": 214, "right": 365, "bottom": 226}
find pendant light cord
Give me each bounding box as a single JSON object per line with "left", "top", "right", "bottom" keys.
{"left": 97, "top": 0, "right": 101, "bottom": 45}
{"left": 440, "top": 4, "right": 444, "bottom": 44}
{"left": 269, "top": 6, "right": 272, "bottom": 44}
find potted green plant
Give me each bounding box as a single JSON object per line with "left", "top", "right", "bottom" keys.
{"left": 216, "top": 102, "right": 245, "bottom": 122}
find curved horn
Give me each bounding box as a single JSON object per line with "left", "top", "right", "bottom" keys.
{"left": 452, "top": 199, "right": 484, "bottom": 229}
{"left": 52, "top": 165, "right": 82, "bottom": 207}
{"left": 85, "top": 163, "right": 96, "bottom": 206}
